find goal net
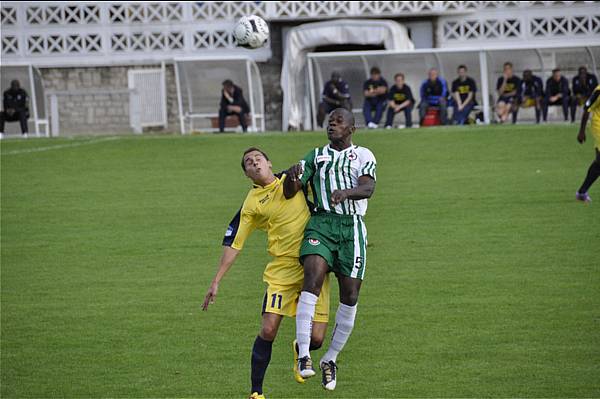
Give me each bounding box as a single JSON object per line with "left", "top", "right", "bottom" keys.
{"left": 174, "top": 56, "right": 265, "bottom": 133}
{"left": 306, "top": 44, "right": 600, "bottom": 129}
{"left": 0, "top": 64, "right": 48, "bottom": 136}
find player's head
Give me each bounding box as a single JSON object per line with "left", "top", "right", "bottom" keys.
{"left": 578, "top": 66, "right": 588, "bottom": 76}
{"left": 503, "top": 62, "right": 513, "bottom": 76}
{"left": 552, "top": 68, "right": 561, "bottom": 80}
{"left": 222, "top": 79, "right": 234, "bottom": 94}
{"left": 457, "top": 65, "right": 467, "bottom": 79}
{"left": 327, "top": 108, "right": 355, "bottom": 143}
{"left": 331, "top": 71, "right": 342, "bottom": 82}
{"left": 10, "top": 79, "right": 20, "bottom": 89}
{"left": 241, "top": 147, "right": 273, "bottom": 185}
{"left": 523, "top": 69, "right": 532, "bottom": 80}
{"left": 428, "top": 68, "right": 438, "bottom": 81}
{"left": 394, "top": 73, "right": 405, "bottom": 86}
{"left": 370, "top": 67, "right": 381, "bottom": 80}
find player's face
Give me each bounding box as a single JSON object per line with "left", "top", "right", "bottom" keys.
{"left": 503, "top": 65, "right": 513, "bottom": 76}
{"left": 458, "top": 68, "right": 466, "bottom": 79}
{"left": 553, "top": 71, "right": 561, "bottom": 81}
{"left": 395, "top": 76, "right": 404, "bottom": 86}
{"left": 327, "top": 111, "right": 353, "bottom": 142}
{"left": 243, "top": 151, "right": 272, "bottom": 184}
{"left": 371, "top": 72, "right": 381, "bottom": 81}
{"left": 429, "top": 69, "right": 438, "bottom": 81}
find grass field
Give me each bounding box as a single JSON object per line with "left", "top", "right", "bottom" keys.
{"left": 1, "top": 124, "right": 599, "bottom": 398}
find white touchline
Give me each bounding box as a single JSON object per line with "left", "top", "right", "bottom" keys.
{"left": 1, "top": 136, "right": 122, "bottom": 156}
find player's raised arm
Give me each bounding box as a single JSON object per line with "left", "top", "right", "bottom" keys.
{"left": 283, "top": 163, "right": 303, "bottom": 199}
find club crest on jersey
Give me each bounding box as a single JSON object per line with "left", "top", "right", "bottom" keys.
{"left": 316, "top": 155, "right": 332, "bottom": 163}
{"left": 348, "top": 152, "right": 357, "bottom": 161}
{"left": 308, "top": 238, "right": 320, "bottom": 246}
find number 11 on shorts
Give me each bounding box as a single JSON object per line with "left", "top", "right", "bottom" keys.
{"left": 270, "top": 293, "right": 282, "bottom": 309}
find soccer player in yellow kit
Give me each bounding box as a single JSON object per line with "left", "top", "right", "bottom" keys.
{"left": 575, "top": 85, "right": 600, "bottom": 202}
{"left": 202, "top": 147, "right": 330, "bottom": 399}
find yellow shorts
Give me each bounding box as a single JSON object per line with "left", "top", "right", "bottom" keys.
{"left": 521, "top": 98, "right": 537, "bottom": 108}
{"left": 262, "top": 258, "right": 330, "bottom": 323}
{"left": 591, "top": 123, "right": 600, "bottom": 150}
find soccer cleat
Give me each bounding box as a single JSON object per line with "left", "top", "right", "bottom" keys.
{"left": 575, "top": 191, "right": 592, "bottom": 203}
{"left": 297, "top": 355, "right": 316, "bottom": 378}
{"left": 292, "top": 340, "right": 305, "bottom": 383}
{"left": 385, "top": 125, "right": 392, "bottom": 130}
{"left": 320, "top": 360, "right": 337, "bottom": 390}
{"left": 367, "top": 122, "right": 378, "bottom": 129}
{"left": 248, "top": 392, "right": 265, "bottom": 399}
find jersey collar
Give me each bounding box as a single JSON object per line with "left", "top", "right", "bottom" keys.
{"left": 326, "top": 143, "right": 356, "bottom": 153}
{"left": 252, "top": 175, "right": 279, "bottom": 189}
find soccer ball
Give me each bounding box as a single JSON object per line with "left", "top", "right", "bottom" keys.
{"left": 233, "top": 15, "right": 269, "bottom": 49}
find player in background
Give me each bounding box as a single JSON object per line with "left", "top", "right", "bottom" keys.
{"left": 451, "top": 65, "right": 478, "bottom": 125}
{"left": 575, "top": 85, "right": 600, "bottom": 202}
{"left": 419, "top": 68, "right": 449, "bottom": 125}
{"left": 362, "top": 66, "right": 388, "bottom": 129}
{"left": 543, "top": 68, "right": 570, "bottom": 122}
{"left": 202, "top": 148, "right": 331, "bottom": 399}
{"left": 385, "top": 73, "right": 414, "bottom": 129}
{"left": 518, "top": 70, "right": 544, "bottom": 124}
{"left": 495, "top": 62, "right": 521, "bottom": 124}
{"left": 571, "top": 66, "right": 598, "bottom": 123}
{"left": 317, "top": 71, "right": 352, "bottom": 128}
{"left": 283, "top": 108, "right": 377, "bottom": 391}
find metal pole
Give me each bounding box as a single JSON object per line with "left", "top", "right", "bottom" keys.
{"left": 251, "top": 61, "right": 265, "bottom": 132}
{"left": 246, "top": 59, "right": 257, "bottom": 133}
{"left": 173, "top": 60, "right": 186, "bottom": 134}
{"left": 308, "top": 56, "right": 317, "bottom": 131}
{"left": 50, "top": 94, "right": 59, "bottom": 137}
{"left": 161, "top": 61, "right": 167, "bottom": 128}
{"left": 478, "top": 50, "right": 491, "bottom": 124}
{"left": 28, "top": 65, "right": 40, "bottom": 136}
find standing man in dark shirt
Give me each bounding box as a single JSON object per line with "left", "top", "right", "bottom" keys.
{"left": 0, "top": 80, "right": 29, "bottom": 138}
{"left": 419, "top": 68, "right": 448, "bottom": 125}
{"left": 571, "top": 66, "right": 598, "bottom": 123}
{"left": 219, "top": 79, "right": 250, "bottom": 133}
{"left": 385, "top": 73, "right": 414, "bottom": 129}
{"left": 518, "top": 69, "right": 544, "bottom": 124}
{"left": 543, "top": 68, "right": 570, "bottom": 122}
{"left": 362, "top": 67, "right": 388, "bottom": 129}
{"left": 317, "top": 71, "right": 352, "bottom": 128}
{"left": 495, "top": 62, "right": 521, "bottom": 124}
{"left": 450, "top": 65, "right": 477, "bottom": 125}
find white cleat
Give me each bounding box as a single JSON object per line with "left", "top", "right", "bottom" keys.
{"left": 320, "top": 360, "right": 337, "bottom": 390}
{"left": 22, "top": 133, "right": 28, "bottom": 139}
{"left": 298, "top": 356, "right": 316, "bottom": 378}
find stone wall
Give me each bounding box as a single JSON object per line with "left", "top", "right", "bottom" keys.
{"left": 39, "top": 26, "right": 284, "bottom": 136}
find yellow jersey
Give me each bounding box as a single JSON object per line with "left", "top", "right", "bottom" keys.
{"left": 222, "top": 173, "right": 310, "bottom": 285}
{"left": 584, "top": 84, "right": 600, "bottom": 149}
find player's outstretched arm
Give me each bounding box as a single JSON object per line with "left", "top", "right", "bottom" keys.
{"left": 283, "top": 163, "right": 303, "bottom": 199}
{"left": 202, "top": 246, "right": 240, "bottom": 311}
{"left": 331, "top": 176, "right": 376, "bottom": 205}
{"left": 578, "top": 109, "right": 589, "bottom": 144}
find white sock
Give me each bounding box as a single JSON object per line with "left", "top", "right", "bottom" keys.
{"left": 321, "top": 303, "right": 357, "bottom": 364}
{"left": 296, "top": 291, "right": 318, "bottom": 358}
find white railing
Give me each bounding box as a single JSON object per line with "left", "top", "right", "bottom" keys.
{"left": 1, "top": 1, "right": 598, "bottom": 66}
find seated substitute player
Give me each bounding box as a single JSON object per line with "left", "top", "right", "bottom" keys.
{"left": 384, "top": 72, "right": 414, "bottom": 128}
{"left": 317, "top": 71, "right": 352, "bottom": 128}
{"left": 495, "top": 62, "right": 521, "bottom": 124}
{"left": 517, "top": 69, "right": 544, "bottom": 124}
{"left": 543, "top": 68, "right": 570, "bottom": 122}
{"left": 450, "top": 65, "right": 477, "bottom": 125}
{"left": 202, "top": 147, "right": 331, "bottom": 399}
{"left": 362, "top": 66, "right": 388, "bottom": 129}
{"left": 419, "top": 68, "right": 449, "bottom": 125}
{"left": 219, "top": 79, "right": 250, "bottom": 133}
{"left": 571, "top": 66, "right": 598, "bottom": 123}
{"left": 283, "top": 108, "right": 377, "bottom": 391}
{"left": 575, "top": 84, "right": 600, "bottom": 202}
{"left": 0, "top": 79, "right": 30, "bottom": 139}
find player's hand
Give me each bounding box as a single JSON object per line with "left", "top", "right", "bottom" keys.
{"left": 577, "top": 130, "right": 586, "bottom": 144}
{"left": 287, "top": 163, "right": 303, "bottom": 182}
{"left": 202, "top": 282, "right": 219, "bottom": 311}
{"left": 331, "top": 189, "right": 348, "bottom": 205}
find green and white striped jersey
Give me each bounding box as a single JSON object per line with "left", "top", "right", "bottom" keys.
{"left": 300, "top": 144, "right": 377, "bottom": 216}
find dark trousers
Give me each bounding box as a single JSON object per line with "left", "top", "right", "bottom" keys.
{"left": 570, "top": 95, "right": 586, "bottom": 123}
{"left": 219, "top": 108, "right": 247, "bottom": 132}
{"left": 385, "top": 106, "right": 412, "bottom": 127}
{"left": 419, "top": 98, "right": 448, "bottom": 125}
{"left": 452, "top": 102, "right": 475, "bottom": 125}
{"left": 363, "top": 100, "right": 385, "bottom": 125}
{"left": 0, "top": 109, "right": 29, "bottom": 134}
{"left": 543, "top": 94, "right": 569, "bottom": 121}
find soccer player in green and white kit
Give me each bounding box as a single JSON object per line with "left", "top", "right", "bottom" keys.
{"left": 283, "top": 108, "right": 377, "bottom": 391}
